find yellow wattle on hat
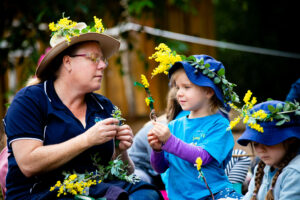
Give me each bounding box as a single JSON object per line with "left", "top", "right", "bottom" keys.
{"left": 36, "top": 16, "right": 120, "bottom": 80}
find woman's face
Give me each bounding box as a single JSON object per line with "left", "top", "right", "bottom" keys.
{"left": 253, "top": 142, "right": 287, "bottom": 168}
{"left": 67, "top": 42, "right": 107, "bottom": 92}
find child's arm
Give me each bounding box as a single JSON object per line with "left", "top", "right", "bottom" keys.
{"left": 151, "top": 121, "right": 213, "bottom": 165}
{"left": 162, "top": 134, "right": 213, "bottom": 165}
{"left": 148, "top": 129, "right": 169, "bottom": 173}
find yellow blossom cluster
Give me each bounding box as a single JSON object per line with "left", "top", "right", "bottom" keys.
{"left": 93, "top": 16, "right": 105, "bottom": 33}
{"left": 49, "top": 18, "right": 77, "bottom": 32}
{"left": 229, "top": 116, "right": 241, "bottom": 130}
{"left": 149, "top": 43, "right": 182, "bottom": 77}
{"left": 145, "top": 97, "right": 151, "bottom": 106}
{"left": 252, "top": 110, "right": 268, "bottom": 120}
{"left": 141, "top": 74, "right": 149, "bottom": 88}
{"left": 50, "top": 174, "right": 99, "bottom": 197}
{"left": 195, "top": 157, "right": 203, "bottom": 171}
{"left": 248, "top": 123, "right": 264, "bottom": 133}
{"left": 229, "top": 90, "right": 266, "bottom": 133}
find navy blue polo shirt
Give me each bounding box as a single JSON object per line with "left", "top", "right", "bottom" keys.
{"left": 4, "top": 79, "right": 115, "bottom": 199}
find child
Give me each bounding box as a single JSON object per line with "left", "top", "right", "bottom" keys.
{"left": 148, "top": 55, "right": 243, "bottom": 200}
{"left": 238, "top": 100, "right": 300, "bottom": 200}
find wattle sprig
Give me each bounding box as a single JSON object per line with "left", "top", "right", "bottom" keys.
{"left": 149, "top": 43, "right": 182, "bottom": 77}
{"left": 228, "top": 90, "right": 300, "bottom": 133}
{"left": 195, "top": 157, "right": 215, "bottom": 200}
{"left": 134, "top": 74, "right": 157, "bottom": 121}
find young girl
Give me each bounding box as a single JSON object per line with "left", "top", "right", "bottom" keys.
{"left": 238, "top": 100, "right": 300, "bottom": 200}
{"left": 148, "top": 55, "right": 243, "bottom": 200}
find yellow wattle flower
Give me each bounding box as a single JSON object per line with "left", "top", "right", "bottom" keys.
{"left": 196, "top": 157, "right": 203, "bottom": 171}
{"left": 243, "top": 90, "right": 252, "bottom": 104}
{"left": 141, "top": 74, "right": 149, "bottom": 88}
{"left": 94, "top": 16, "right": 105, "bottom": 33}
{"left": 145, "top": 97, "right": 150, "bottom": 106}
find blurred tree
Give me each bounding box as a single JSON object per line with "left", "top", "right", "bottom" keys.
{"left": 213, "top": 0, "right": 300, "bottom": 102}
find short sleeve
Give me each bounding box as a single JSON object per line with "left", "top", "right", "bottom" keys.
{"left": 4, "top": 87, "right": 46, "bottom": 148}
{"left": 201, "top": 120, "right": 234, "bottom": 165}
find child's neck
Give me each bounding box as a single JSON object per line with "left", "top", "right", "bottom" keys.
{"left": 189, "top": 109, "right": 216, "bottom": 119}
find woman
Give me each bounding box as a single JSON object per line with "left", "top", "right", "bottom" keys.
{"left": 3, "top": 16, "right": 162, "bottom": 200}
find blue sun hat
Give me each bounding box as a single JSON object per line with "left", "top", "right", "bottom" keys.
{"left": 168, "top": 54, "right": 230, "bottom": 110}
{"left": 237, "top": 100, "right": 300, "bottom": 146}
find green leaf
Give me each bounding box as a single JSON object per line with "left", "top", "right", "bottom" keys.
{"left": 217, "top": 68, "right": 225, "bottom": 76}
{"left": 283, "top": 103, "right": 291, "bottom": 111}
{"left": 222, "top": 79, "right": 228, "bottom": 84}
{"left": 268, "top": 105, "right": 276, "bottom": 113}
{"left": 203, "top": 69, "right": 209, "bottom": 75}
{"left": 276, "top": 119, "right": 286, "bottom": 126}
{"left": 204, "top": 63, "right": 210, "bottom": 68}
{"left": 295, "top": 110, "right": 300, "bottom": 115}
{"left": 199, "top": 58, "right": 204, "bottom": 65}
{"left": 214, "top": 77, "right": 221, "bottom": 84}
{"left": 207, "top": 72, "right": 214, "bottom": 78}
{"left": 187, "top": 56, "right": 196, "bottom": 62}
{"left": 267, "top": 98, "right": 273, "bottom": 101}
{"left": 81, "top": 28, "right": 89, "bottom": 33}
{"left": 90, "top": 27, "right": 97, "bottom": 32}
{"left": 276, "top": 103, "right": 283, "bottom": 111}
{"left": 134, "top": 81, "right": 144, "bottom": 88}
{"left": 199, "top": 65, "right": 205, "bottom": 69}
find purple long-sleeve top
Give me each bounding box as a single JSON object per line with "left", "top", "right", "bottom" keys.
{"left": 150, "top": 134, "right": 213, "bottom": 173}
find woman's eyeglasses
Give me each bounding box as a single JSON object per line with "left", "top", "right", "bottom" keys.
{"left": 69, "top": 53, "right": 108, "bottom": 65}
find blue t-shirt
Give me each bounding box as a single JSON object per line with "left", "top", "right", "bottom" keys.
{"left": 165, "top": 114, "right": 234, "bottom": 200}
{"left": 3, "top": 80, "right": 115, "bottom": 199}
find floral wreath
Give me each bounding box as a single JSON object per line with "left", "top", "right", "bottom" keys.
{"left": 149, "top": 43, "right": 240, "bottom": 105}
{"left": 48, "top": 13, "right": 105, "bottom": 45}
{"left": 228, "top": 90, "right": 300, "bottom": 133}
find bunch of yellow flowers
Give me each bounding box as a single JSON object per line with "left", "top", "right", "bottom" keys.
{"left": 229, "top": 90, "right": 267, "bottom": 133}
{"left": 149, "top": 43, "right": 182, "bottom": 77}
{"left": 50, "top": 173, "right": 100, "bottom": 197}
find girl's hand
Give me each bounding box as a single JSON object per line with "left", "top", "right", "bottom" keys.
{"left": 85, "top": 118, "right": 119, "bottom": 146}
{"left": 151, "top": 121, "right": 171, "bottom": 143}
{"left": 116, "top": 124, "right": 133, "bottom": 151}
{"left": 148, "top": 130, "right": 162, "bottom": 151}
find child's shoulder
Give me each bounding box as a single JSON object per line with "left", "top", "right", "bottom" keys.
{"left": 284, "top": 154, "right": 300, "bottom": 173}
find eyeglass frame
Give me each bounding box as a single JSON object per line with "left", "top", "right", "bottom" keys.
{"left": 69, "top": 53, "right": 108, "bottom": 66}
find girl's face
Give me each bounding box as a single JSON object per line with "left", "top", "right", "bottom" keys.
{"left": 253, "top": 142, "right": 287, "bottom": 168}
{"left": 174, "top": 69, "right": 213, "bottom": 118}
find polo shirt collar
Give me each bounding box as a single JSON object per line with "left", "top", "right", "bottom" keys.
{"left": 44, "top": 79, "right": 104, "bottom": 113}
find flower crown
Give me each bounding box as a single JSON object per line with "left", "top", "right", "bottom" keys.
{"left": 149, "top": 43, "right": 240, "bottom": 104}
{"left": 228, "top": 90, "right": 300, "bottom": 133}
{"left": 48, "top": 14, "right": 105, "bottom": 46}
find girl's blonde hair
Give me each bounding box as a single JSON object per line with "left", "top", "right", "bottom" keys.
{"left": 250, "top": 139, "right": 300, "bottom": 200}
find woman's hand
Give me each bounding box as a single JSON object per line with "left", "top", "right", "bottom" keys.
{"left": 151, "top": 121, "right": 171, "bottom": 143}
{"left": 147, "top": 130, "right": 162, "bottom": 151}
{"left": 116, "top": 124, "right": 133, "bottom": 151}
{"left": 85, "top": 118, "right": 119, "bottom": 146}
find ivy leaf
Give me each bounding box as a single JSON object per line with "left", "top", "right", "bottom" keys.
{"left": 217, "top": 68, "right": 225, "bottom": 76}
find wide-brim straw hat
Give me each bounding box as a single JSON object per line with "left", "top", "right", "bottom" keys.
{"left": 36, "top": 22, "right": 120, "bottom": 80}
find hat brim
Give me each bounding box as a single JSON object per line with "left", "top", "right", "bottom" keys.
{"left": 36, "top": 32, "right": 120, "bottom": 79}
{"left": 237, "top": 125, "right": 300, "bottom": 146}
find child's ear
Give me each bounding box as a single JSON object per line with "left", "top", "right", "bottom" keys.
{"left": 206, "top": 88, "right": 215, "bottom": 99}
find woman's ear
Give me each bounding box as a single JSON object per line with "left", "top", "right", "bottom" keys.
{"left": 62, "top": 55, "right": 72, "bottom": 73}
